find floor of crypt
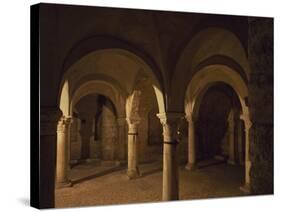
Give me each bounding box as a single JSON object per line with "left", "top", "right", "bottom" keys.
{"left": 55, "top": 159, "right": 246, "bottom": 208}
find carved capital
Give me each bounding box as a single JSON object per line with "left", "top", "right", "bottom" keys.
{"left": 240, "top": 113, "right": 252, "bottom": 131}
{"left": 244, "top": 120, "right": 253, "bottom": 131}
{"left": 40, "top": 107, "right": 62, "bottom": 136}
{"left": 157, "top": 113, "right": 184, "bottom": 142}
{"left": 185, "top": 114, "right": 195, "bottom": 123}
{"left": 127, "top": 123, "right": 138, "bottom": 134}
{"left": 126, "top": 117, "right": 141, "bottom": 125}
{"left": 57, "top": 116, "right": 72, "bottom": 133}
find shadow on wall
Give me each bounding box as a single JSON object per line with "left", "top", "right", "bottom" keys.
{"left": 196, "top": 83, "right": 242, "bottom": 162}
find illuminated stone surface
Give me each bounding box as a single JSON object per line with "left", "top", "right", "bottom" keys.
{"left": 36, "top": 4, "right": 273, "bottom": 208}
{"left": 55, "top": 161, "right": 245, "bottom": 208}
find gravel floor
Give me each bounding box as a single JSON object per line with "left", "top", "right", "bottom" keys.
{"left": 55, "top": 160, "right": 246, "bottom": 208}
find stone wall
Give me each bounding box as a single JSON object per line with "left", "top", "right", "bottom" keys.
{"left": 70, "top": 117, "right": 82, "bottom": 161}
{"left": 196, "top": 86, "right": 232, "bottom": 160}
{"left": 248, "top": 17, "right": 273, "bottom": 194}
{"left": 71, "top": 95, "right": 121, "bottom": 162}
{"left": 101, "top": 99, "right": 118, "bottom": 161}
{"left": 70, "top": 82, "right": 187, "bottom": 164}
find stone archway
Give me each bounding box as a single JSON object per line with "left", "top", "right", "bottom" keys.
{"left": 184, "top": 64, "right": 252, "bottom": 192}
{"left": 170, "top": 27, "right": 250, "bottom": 112}
{"left": 56, "top": 44, "right": 169, "bottom": 201}
{"left": 58, "top": 48, "right": 166, "bottom": 114}
{"left": 56, "top": 46, "right": 167, "bottom": 189}
{"left": 56, "top": 78, "right": 127, "bottom": 188}
{"left": 71, "top": 80, "right": 126, "bottom": 162}
{"left": 74, "top": 94, "right": 118, "bottom": 162}
{"left": 71, "top": 80, "right": 126, "bottom": 118}
{"left": 185, "top": 65, "right": 249, "bottom": 117}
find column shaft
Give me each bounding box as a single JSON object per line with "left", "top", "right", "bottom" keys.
{"left": 185, "top": 116, "right": 196, "bottom": 170}
{"left": 163, "top": 141, "right": 178, "bottom": 200}
{"left": 157, "top": 113, "right": 183, "bottom": 201}
{"left": 240, "top": 115, "right": 252, "bottom": 193}
{"left": 127, "top": 122, "right": 140, "bottom": 179}
{"left": 237, "top": 120, "right": 244, "bottom": 165}
{"left": 56, "top": 117, "right": 72, "bottom": 188}
{"left": 245, "top": 124, "right": 251, "bottom": 186}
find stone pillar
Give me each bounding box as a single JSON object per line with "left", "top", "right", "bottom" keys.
{"left": 228, "top": 110, "right": 235, "bottom": 165}
{"left": 237, "top": 120, "right": 244, "bottom": 165}
{"left": 126, "top": 118, "right": 141, "bottom": 179}
{"left": 67, "top": 118, "right": 73, "bottom": 170}
{"left": 117, "top": 117, "right": 127, "bottom": 161}
{"left": 39, "top": 107, "right": 62, "bottom": 208}
{"left": 240, "top": 114, "right": 252, "bottom": 193}
{"left": 185, "top": 115, "right": 196, "bottom": 170}
{"left": 56, "top": 116, "right": 72, "bottom": 188}
{"left": 157, "top": 113, "right": 183, "bottom": 201}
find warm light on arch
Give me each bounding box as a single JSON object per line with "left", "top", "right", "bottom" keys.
{"left": 58, "top": 48, "right": 166, "bottom": 115}
{"left": 59, "top": 80, "right": 70, "bottom": 117}
{"left": 185, "top": 64, "right": 249, "bottom": 119}
{"left": 70, "top": 80, "right": 126, "bottom": 118}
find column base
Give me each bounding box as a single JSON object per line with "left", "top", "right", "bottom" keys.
{"left": 56, "top": 180, "right": 72, "bottom": 189}
{"left": 162, "top": 194, "right": 179, "bottom": 201}
{"left": 127, "top": 168, "right": 141, "bottom": 179}
{"left": 240, "top": 183, "right": 251, "bottom": 194}
{"left": 185, "top": 163, "right": 196, "bottom": 171}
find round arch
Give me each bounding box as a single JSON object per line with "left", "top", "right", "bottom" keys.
{"left": 70, "top": 73, "right": 128, "bottom": 101}
{"left": 185, "top": 64, "right": 249, "bottom": 119}
{"left": 58, "top": 48, "right": 166, "bottom": 114}
{"left": 70, "top": 80, "right": 126, "bottom": 118}
{"left": 169, "top": 27, "right": 250, "bottom": 112}
{"left": 61, "top": 35, "right": 162, "bottom": 84}
{"left": 59, "top": 80, "right": 70, "bottom": 117}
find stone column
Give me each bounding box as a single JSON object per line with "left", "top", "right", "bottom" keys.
{"left": 67, "top": 118, "right": 73, "bottom": 170}
{"left": 240, "top": 114, "right": 252, "bottom": 193}
{"left": 126, "top": 118, "right": 141, "bottom": 179}
{"left": 157, "top": 113, "right": 183, "bottom": 201}
{"left": 237, "top": 120, "right": 244, "bottom": 165}
{"left": 228, "top": 110, "right": 235, "bottom": 165}
{"left": 185, "top": 115, "right": 196, "bottom": 170}
{"left": 56, "top": 116, "right": 72, "bottom": 188}
{"left": 39, "top": 107, "right": 62, "bottom": 208}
